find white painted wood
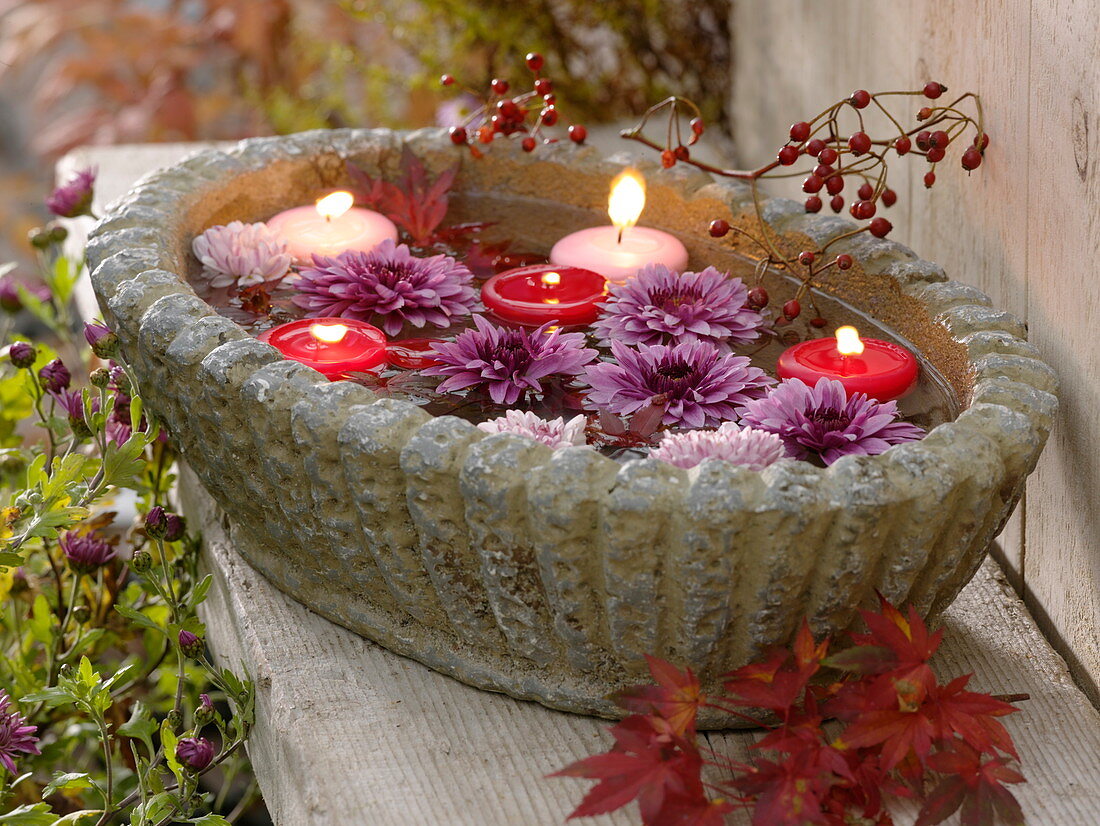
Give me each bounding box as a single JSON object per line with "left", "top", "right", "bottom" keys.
{"left": 730, "top": 1, "right": 1098, "bottom": 701}
{"left": 64, "top": 138, "right": 1100, "bottom": 824}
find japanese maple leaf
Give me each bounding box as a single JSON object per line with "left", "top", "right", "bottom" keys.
{"left": 728, "top": 749, "right": 840, "bottom": 826}
{"left": 345, "top": 149, "right": 460, "bottom": 245}
{"left": 923, "top": 675, "right": 1019, "bottom": 758}
{"left": 833, "top": 706, "right": 937, "bottom": 770}
{"left": 553, "top": 714, "right": 705, "bottom": 821}
{"left": 724, "top": 623, "right": 828, "bottom": 718}
{"left": 916, "top": 741, "right": 1025, "bottom": 826}
{"left": 615, "top": 656, "right": 704, "bottom": 737}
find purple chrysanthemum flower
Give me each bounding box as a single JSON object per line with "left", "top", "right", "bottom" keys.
{"left": 593, "top": 264, "right": 766, "bottom": 351}
{"left": 8, "top": 341, "right": 36, "bottom": 369}
{"left": 424, "top": 315, "right": 597, "bottom": 405}
{"left": 47, "top": 167, "right": 96, "bottom": 218}
{"left": 0, "top": 691, "right": 39, "bottom": 774}
{"left": 176, "top": 736, "right": 215, "bottom": 771}
{"left": 178, "top": 629, "right": 204, "bottom": 658}
{"left": 38, "top": 358, "right": 71, "bottom": 393}
{"left": 293, "top": 239, "right": 477, "bottom": 336}
{"left": 60, "top": 530, "right": 115, "bottom": 574}
{"left": 583, "top": 340, "right": 773, "bottom": 428}
{"left": 651, "top": 424, "right": 786, "bottom": 470}
{"left": 736, "top": 377, "right": 925, "bottom": 465}
{"left": 478, "top": 410, "right": 589, "bottom": 449}
{"left": 192, "top": 221, "right": 292, "bottom": 290}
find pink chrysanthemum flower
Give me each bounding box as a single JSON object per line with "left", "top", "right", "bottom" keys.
{"left": 0, "top": 692, "right": 39, "bottom": 774}
{"left": 424, "top": 315, "right": 597, "bottom": 405}
{"left": 650, "top": 424, "right": 786, "bottom": 470}
{"left": 736, "top": 377, "right": 924, "bottom": 465}
{"left": 593, "top": 264, "right": 765, "bottom": 351}
{"left": 583, "top": 340, "right": 773, "bottom": 428}
{"left": 478, "top": 410, "right": 589, "bottom": 449}
{"left": 47, "top": 167, "right": 96, "bottom": 218}
{"left": 294, "top": 239, "right": 478, "bottom": 336}
{"left": 192, "top": 221, "right": 292, "bottom": 290}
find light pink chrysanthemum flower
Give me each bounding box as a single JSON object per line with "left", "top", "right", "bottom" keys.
{"left": 192, "top": 221, "right": 293, "bottom": 289}
{"left": 650, "top": 423, "right": 785, "bottom": 470}
{"left": 478, "top": 410, "right": 589, "bottom": 449}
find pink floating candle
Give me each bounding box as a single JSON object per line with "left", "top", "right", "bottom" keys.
{"left": 265, "top": 191, "right": 398, "bottom": 264}
{"left": 481, "top": 265, "right": 607, "bottom": 326}
{"left": 258, "top": 317, "right": 387, "bottom": 380}
{"left": 777, "top": 325, "right": 919, "bottom": 402}
{"left": 549, "top": 169, "right": 689, "bottom": 284}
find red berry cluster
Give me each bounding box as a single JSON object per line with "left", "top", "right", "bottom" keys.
{"left": 441, "top": 53, "right": 587, "bottom": 156}
{"left": 624, "top": 83, "right": 988, "bottom": 323}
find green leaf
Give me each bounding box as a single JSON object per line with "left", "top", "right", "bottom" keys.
{"left": 29, "top": 594, "right": 54, "bottom": 644}
{"left": 160, "top": 719, "right": 185, "bottom": 789}
{"left": 188, "top": 574, "right": 213, "bottom": 609}
{"left": 0, "top": 803, "right": 57, "bottom": 825}
{"left": 118, "top": 702, "right": 158, "bottom": 755}
{"left": 115, "top": 604, "right": 164, "bottom": 635}
{"left": 188, "top": 817, "right": 232, "bottom": 826}
{"left": 0, "top": 552, "right": 23, "bottom": 569}
{"left": 55, "top": 812, "right": 102, "bottom": 826}
{"left": 21, "top": 685, "right": 76, "bottom": 709}
{"left": 101, "top": 434, "right": 149, "bottom": 488}
{"left": 42, "top": 771, "right": 94, "bottom": 797}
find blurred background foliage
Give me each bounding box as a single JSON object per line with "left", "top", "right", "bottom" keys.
{"left": 0, "top": 0, "right": 730, "bottom": 273}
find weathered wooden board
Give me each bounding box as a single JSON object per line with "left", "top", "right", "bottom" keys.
{"left": 181, "top": 468, "right": 1100, "bottom": 825}
{"left": 730, "top": 0, "right": 1098, "bottom": 702}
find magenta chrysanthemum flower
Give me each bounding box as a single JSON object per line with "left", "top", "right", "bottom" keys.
{"left": 478, "top": 410, "right": 589, "bottom": 449}
{"left": 737, "top": 377, "right": 925, "bottom": 465}
{"left": 583, "top": 340, "right": 773, "bottom": 428}
{"left": 293, "top": 239, "right": 477, "bottom": 336}
{"left": 47, "top": 167, "right": 96, "bottom": 218}
{"left": 592, "top": 264, "right": 765, "bottom": 351}
{"left": 83, "top": 321, "right": 118, "bottom": 358}
{"left": 60, "top": 530, "right": 115, "bottom": 574}
{"left": 424, "top": 315, "right": 597, "bottom": 405}
{"left": 0, "top": 691, "right": 39, "bottom": 774}
{"left": 651, "top": 424, "right": 786, "bottom": 470}
{"left": 192, "top": 221, "right": 292, "bottom": 289}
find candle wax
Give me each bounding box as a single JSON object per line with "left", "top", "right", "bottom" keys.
{"left": 549, "top": 226, "right": 689, "bottom": 284}
{"left": 266, "top": 205, "right": 398, "bottom": 264}
{"left": 482, "top": 265, "right": 607, "bottom": 326}
{"left": 258, "top": 317, "right": 387, "bottom": 380}
{"left": 777, "top": 336, "right": 919, "bottom": 402}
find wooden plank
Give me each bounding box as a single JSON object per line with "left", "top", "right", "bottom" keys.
{"left": 181, "top": 466, "right": 1100, "bottom": 824}
{"left": 1023, "top": 0, "right": 1100, "bottom": 704}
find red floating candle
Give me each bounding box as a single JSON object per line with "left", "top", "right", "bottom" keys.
{"left": 777, "top": 325, "right": 919, "bottom": 402}
{"left": 481, "top": 264, "right": 607, "bottom": 326}
{"left": 386, "top": 338, "right": 444, "bottom": 370}
{"left": 258, "top": 317, "right": 387, "bottom": 380}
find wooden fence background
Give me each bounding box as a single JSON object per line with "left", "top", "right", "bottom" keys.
{"left": 730, "top": 0, "right": 1099, "bottom": 703}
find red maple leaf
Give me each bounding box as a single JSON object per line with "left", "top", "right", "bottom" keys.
{"left": 345, "top": 149, "right": 459, "bottom": 245}
{"left": 922, "top": 675, "right": 1019, "bottom": 758}
{"left": 615, "top": 656, "right": 704, "bottom": 737}
{"left": 552, "top": 714, "right": 706, "bottom": 823}
{"left": 917, "top": 741, "right": 1025, "bottom": 826}
{"left": 723, "top": 623, "right": 827, "bottom": 719}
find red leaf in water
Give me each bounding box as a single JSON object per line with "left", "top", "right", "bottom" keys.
{"left": 629, "top": 394, "right": 668, "bottom": 438}
{"left": 345, "top": 149, "right": 461, "bottom": 245}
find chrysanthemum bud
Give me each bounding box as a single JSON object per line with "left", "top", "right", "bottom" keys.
{"left": 175, "top": 736, "right": 214, "bottom": 771}
{"left": 194, "top": 693, "right": 215, "bottom": 726}
{"left": 8, "top": 342, "right": 36, "bottom": 369}
{"left": 166, "top": 709, "right": 183, "bottom": 731}
{"left": 145, "top": 506, "right": 168, "bottom": 539}
{"left": 71, "top": 605, "right": 91, "bottom": 624}
{"left": 178, "top": 629, "right": 204, "bottom": 659}
{"left": 38, "top": 359, "right": 71, "bottom": 393}
{"left": 130, "top": 550, "right": 152, "bottom": 572}
{"left": 89, "top": 368, "right": 111, "bottom": 388}
{"left": 163, "top": 514, "right": 186, "bottom": 543}
{"left": 83, "top": 322, "right": 118, "bottom": 359}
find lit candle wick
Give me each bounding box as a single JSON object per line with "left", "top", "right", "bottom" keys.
{"left": 310, "top": 323, "right": 349, "bottom": 344}
{"left": 608, "top": 168, "right": 646, "bottom": 247}
{"left": 835, "top": 325, "right": 865, "bottom": 358}
{"left": 541, "top": 272, "right": 562, "bottom": 288}
{"left": 315, "top": 191, "right": 355, "bottom": 224}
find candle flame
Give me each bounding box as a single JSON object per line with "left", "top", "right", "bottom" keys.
{"left": 310, "top": 323, "right": 349, "bottom": 344}
{"left": 608, "top": 168, "right": 646, "bottom": 236}
{"left": 541, "top": 272, "right": 562, "bottom": 287}
{"left": 835, "top": 325, "right": 865, "bottom": 356}
{"left": 315, "top": 191, "right": 354, "bottom": 220}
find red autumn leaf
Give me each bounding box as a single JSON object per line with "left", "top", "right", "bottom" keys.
{"left": 345, "top": 149, "right": 460, "bottom": 245}
{"left": 615, "top": 656, "right": 704, "bottom": 737}
{"left": 835, "top": 707, "right": 936, "bottom": 770}
{"left": 728, "top": 751, "right": 838, "bottom": 826}
{"left": 552, "top": 714, "right": 706, "bottom": 822}
{"left": 919, "top": 741, "right": 1025, "bottom": 826}
{"left": 923, "top": 675, "right": 1019, "bottom": 758}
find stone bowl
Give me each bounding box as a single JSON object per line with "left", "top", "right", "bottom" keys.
{"left": 85, "top": 128, "right": 1057, "bottom": 726}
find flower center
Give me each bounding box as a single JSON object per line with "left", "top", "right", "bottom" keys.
{"left": 374, "top": 262, "right": 418, "bottom": 288}
{"left": 807, "top": 407, "right": 851, "bottom": 430}
{"left": 647, "top": 285, "right": 700, "bottom": 311}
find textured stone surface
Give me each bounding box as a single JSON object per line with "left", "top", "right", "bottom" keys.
{"left": 86, "top": 128, "right": 1057, "bottom": 725}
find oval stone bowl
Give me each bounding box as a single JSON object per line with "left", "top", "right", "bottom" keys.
{"left": 85, "top": 128, "right": 1057, "bottom": 726}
